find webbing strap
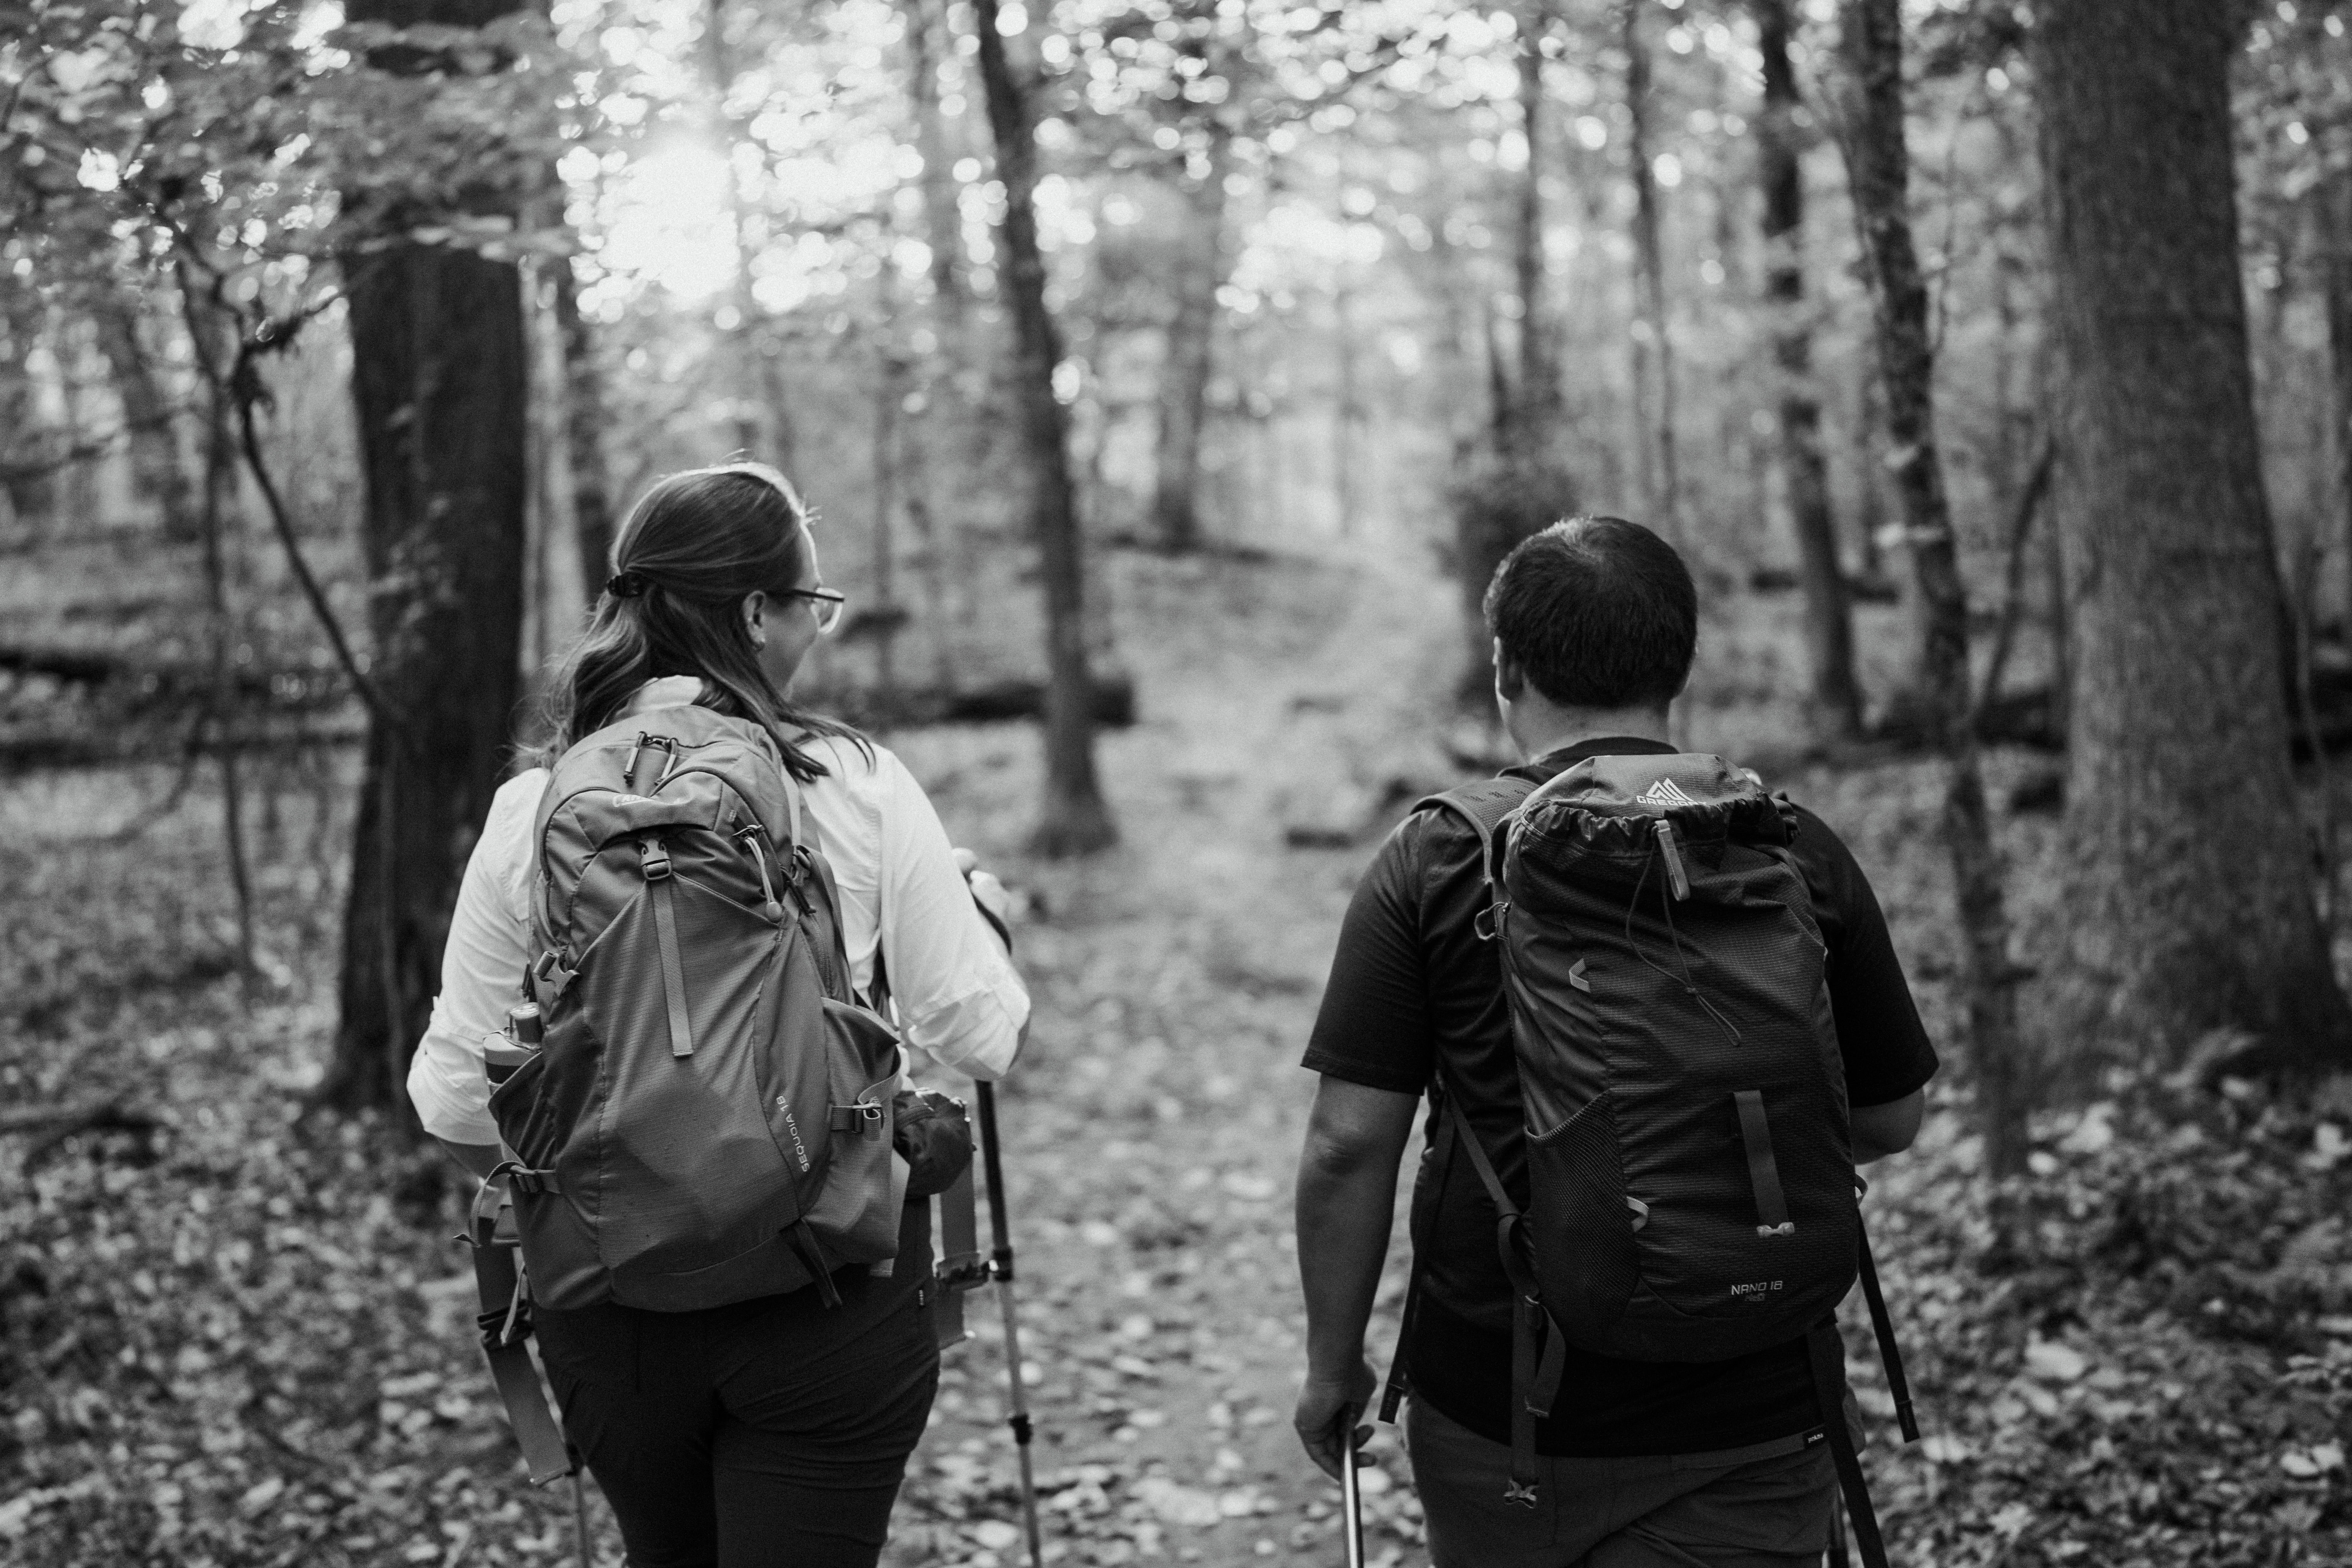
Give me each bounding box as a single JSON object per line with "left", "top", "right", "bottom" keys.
{"left": 464, "top": 1184, "right": 575, "bottom": 1486}
{"left": 1806, "top": 1323, "right": 1890, "bottom": 1568}
{"left": 645, "top": 862, "right": 695, "bottom": 1059}
{"left": 1444, "top": 1095, "right": 1547, "bottom": 1504}
{"left": 1378, "top": 1090, "right": 1462, "bottom": 1425}
{"left": 1856, "top": 1221, "right": 1920, "bottom": 1441}
{"left": 1732, "top": 1090, "right": 1795, "bottom": 1237}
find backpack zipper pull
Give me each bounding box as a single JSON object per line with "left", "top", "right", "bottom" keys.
{"left": 624, "top": 731, "right": 650, "bottom": 788}
{"left": 740, "top": 827, "right": 783, "bottom": 922}
{"left": 652, "top": 736, "right": 682, "bottom": 789}
{"left": 1655, "top": 819, "right": 1691, "bottom": 901}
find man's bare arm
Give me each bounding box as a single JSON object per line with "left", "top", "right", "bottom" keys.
{"left": 1292, "top": 1074, "right": 1418, "bottom": 1479}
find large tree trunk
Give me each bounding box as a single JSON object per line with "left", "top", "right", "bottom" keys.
{"left": 1149, "top": 121, "right": 1231, "bottom": 554}
{"left": 1838, "top": 0, "right": 2031, "bottom": 1179}
{"left": 322, "top": 0, "right": 531, "bottom": 1112}
{"left": 2036, "top": 0, "right": 2352, "bottom": 1071}
{"left": 972, "top": 0, "right": 1116, "bottom": 857}
{"left": 1756, "top": 0, "right": 1862, "bottom": 739}
{"left": 1623, "top": 0, "right": 1681, "bottom": 535}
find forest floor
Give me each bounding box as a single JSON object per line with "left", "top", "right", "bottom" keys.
{"left": 4, "top": 546, "right": 2352, "bottom": 1568}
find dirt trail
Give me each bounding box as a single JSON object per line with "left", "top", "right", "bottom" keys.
{"left": 885, "top": 550, "right": 1459, "bottom": 1567}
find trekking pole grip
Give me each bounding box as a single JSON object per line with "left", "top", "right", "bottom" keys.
{"left": 976, "top": 1082, "right": 1016, "bottom": 1282}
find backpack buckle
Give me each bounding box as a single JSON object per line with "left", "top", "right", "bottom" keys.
{"left": 1757, "top": 1221, "right": 1796, "bottom": 1238}
{"left": 829, "top": 1101, "right": 886, "bottom": 1138}
{"left": 639, "top": 837, "right": 673, "bottom": 881}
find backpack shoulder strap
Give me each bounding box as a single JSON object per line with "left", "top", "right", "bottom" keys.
{"left": 1412, "top": 775, "right": 1536, "bottom": 912}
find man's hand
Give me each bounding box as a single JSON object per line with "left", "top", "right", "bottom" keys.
{"left": 950, "top": 846, "right": 1013, "bottom": 943}
{"left": 1293, "top": 1361, "right": 1375, "bottom": 1481}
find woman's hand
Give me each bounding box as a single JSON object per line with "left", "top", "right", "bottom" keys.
{"left": 951, "top": 846, "right": 1014, "bottom": 946}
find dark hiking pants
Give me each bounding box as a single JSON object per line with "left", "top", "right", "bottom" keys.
{"left": 1406, "top": 1398, "right": 1837, "bottom": 1567}
{"left": 535, "top": 1278, "right": 940, "bottom": 1568}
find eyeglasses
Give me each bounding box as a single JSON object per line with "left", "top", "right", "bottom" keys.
{"left": 782, "top": 588, "right": 847, "bottom": 635}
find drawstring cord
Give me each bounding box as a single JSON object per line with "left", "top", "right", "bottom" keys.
{"left": 1621, "top": 838, "right": 1745, "bottom": 1051}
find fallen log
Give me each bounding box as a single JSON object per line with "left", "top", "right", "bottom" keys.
{"left": 0, "top": 1100, "right": 166, "bottom": 1169}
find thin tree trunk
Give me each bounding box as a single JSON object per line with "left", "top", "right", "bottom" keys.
{"left": 179, "top": 283, "right": 258, "bottom": 985}
{"left": 1508, "top": 0, "right": 1563, "bottom": 463}
{"left": 973, "top": 0, "right": 1116, "bottom": 856}
{"left": 97, "top": 298, "right": 200, "bottom": 540}
{"left": 704, "top": 0, "right": 795, "bottom": 472}
{"left": 1334, "top": 264, "right": 1361, "bottom": 535}
{"left": 1837, "top": 0, "right": 2031, "bottom": 1181}
{"left": 2035, "top": 0, "right": 2352, "bottom": 1073}
{"left": 900, "top": 0, "right": 975, "bottom": 679}
{"left": 2328, "top": 168, "right": 2352, "bottom": 638}
{"left": 1756, "top": 0, "right": 1862, "bottom": 738}
{"left": 1623, "top": 0, "right": 1680, "bottom": 535}
{"left": 1150, "top": 120, "right": 1232, "bottom": 552}
{"left": 0, "top": 276, "right": 56, "bottom": 530}
{"left": 904, "top": 0, "right": 971, "bottom": 361}
{"left": 550, "top": 261, "right": 616, "bottom": 592}
{"left": 323, "top": 0, "right": 532, "bottom": 1112}
{"left": 872, "top": 334, "right": 905, "bottom": 702}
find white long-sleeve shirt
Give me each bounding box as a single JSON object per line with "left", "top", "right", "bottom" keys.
{"left": 405, "top": 691, "right": 1027, "bottom": 1147}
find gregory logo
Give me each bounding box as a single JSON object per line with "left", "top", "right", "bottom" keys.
{"left": 1730, "top": 1279, "right": 1784, "bottom": 1298}
{"left": 1638, "top": 777, "right": 1696, "bottom": 808}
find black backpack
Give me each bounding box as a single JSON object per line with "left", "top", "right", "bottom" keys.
{"left": 1381, "top": 755, "right": 1917, "bottom": 1566}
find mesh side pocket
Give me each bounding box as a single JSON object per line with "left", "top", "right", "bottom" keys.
{"left": 1526, "top": 1091, "right": 1638, "bottom": 1343}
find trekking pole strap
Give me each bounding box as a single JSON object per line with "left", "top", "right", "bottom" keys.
{"left": 1804, "top": 1323, "right": 1889, "bottom": 1568}
{"left": 1855, "top": 1221, "right": 1919, "bottom": 1442}
{"left": 462, "top": 1181, "right": 576, "bottom": 1486}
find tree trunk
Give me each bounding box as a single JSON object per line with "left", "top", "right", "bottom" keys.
{"left": 176, "top": 280, "right": 259, "bottom": 984}
{"left": 96, "top": 297, "right": 200, "bottom": 540}
{"left": 1756, "top": 0, "right": 1862, "bottom": 739}
{"left": 1623, "top": 0, "right": 1680, "bottom": 535}
{"left": 322, "top": 0, "right": 531, "bottom": 1112}
{"left": 2328, "top": 169, "right": 2352, "bottom": 637}
{"left": 904, "top": 0, "right": 971, "bottom": 359}
{"left": 705, "top": 0, "right": 795, "bottom": 473}
{"left": 1838, "top": 0, "right": 2031, "bottom": 1180}
{"left": 973, "top": 0, "right": 1117, "bottom": 857}
{"left": 1506, "top": 0, "right": 1563, "bottom": 463}
{"left": 2036, "top": 0, "right": 2352, "bottom": 1071}
{"left": 1149, "top": 121, "right": 1231, "bottom": 553}
{"left": 0, "top": 277, "right": 56, "bottom": 530}
{"left": 550, "top": 261, "right": 616, "bottom": 592}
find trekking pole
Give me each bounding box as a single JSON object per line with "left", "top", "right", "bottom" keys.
{"left": 1338, "top": 1408, "right": 1366, "bottom": 1568}
{"left": 975, "top": 1081, "right": 1045, "bottom": 1568}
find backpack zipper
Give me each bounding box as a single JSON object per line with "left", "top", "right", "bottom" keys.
{"left": 739, "top": 826, "right": 784, "bottom": 922}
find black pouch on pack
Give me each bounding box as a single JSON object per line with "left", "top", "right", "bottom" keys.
{"left": 891, "top": 1087, "right": 974, "bottom": 1199}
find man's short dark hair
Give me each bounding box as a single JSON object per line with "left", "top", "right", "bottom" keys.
{"left": 1482, "top": 516, "right": 1697, "bottom": 710}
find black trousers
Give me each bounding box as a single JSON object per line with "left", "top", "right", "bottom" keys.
{"left": 535, "top": 1267, "right": 940, "bottom": 1568}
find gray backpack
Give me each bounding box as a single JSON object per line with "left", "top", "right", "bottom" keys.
{"left": 489, "top": 703, "right": 904, "bottom": 1313}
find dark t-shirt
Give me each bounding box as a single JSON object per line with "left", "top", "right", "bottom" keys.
{"left": 1301, "top": 738, "right": 1939, "bottom": 1456}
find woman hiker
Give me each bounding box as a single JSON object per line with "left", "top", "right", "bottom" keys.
{"left": 407, "top": 461, "right": 1028, "bottom": 1568}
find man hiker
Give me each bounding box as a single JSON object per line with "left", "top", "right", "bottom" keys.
{"left": 1291, "top": 516, "right": 1938, "bottom": 1566}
